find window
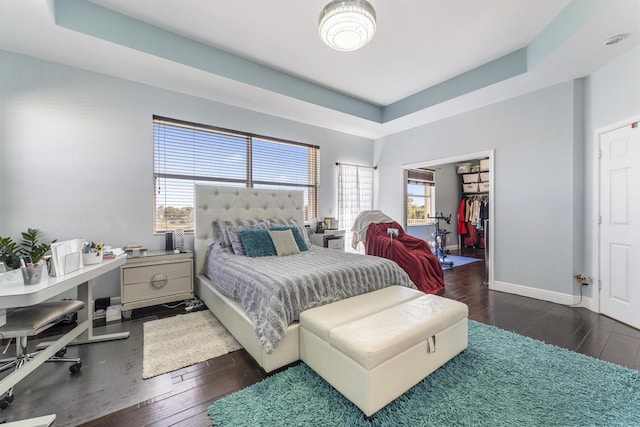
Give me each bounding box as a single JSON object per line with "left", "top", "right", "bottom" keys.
{"left": 337, "top": 163, "right": 374, "bottom": 252}
{"left": 406, "top": 168, "right": 435, "bottom": 229}
{"left": 153, "top": 116, "right": 320, "bottom": 233}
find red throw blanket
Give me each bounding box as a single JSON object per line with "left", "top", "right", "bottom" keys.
{"left": 365, "top": 222, "right": 444, "bottom": 294}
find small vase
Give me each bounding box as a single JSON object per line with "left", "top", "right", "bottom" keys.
{"left": 173, "top": 228, "right": 185, "bottom": 251}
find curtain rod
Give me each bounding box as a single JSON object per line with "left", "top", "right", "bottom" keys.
{"left": 335, "top": 162, "right": 378, "bottom": 170}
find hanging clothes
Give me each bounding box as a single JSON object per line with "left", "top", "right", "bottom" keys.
{"left": 464, "top": 222, "right": 479, "bottom": 247}
{"left": 479, "top": 199, "right": 489, "bottom": 228}
{"left": 457, "top": 198, "right": 467, "bottom": 235}
{"left": 458, "top": 195, "right": 489, "bottom": 247}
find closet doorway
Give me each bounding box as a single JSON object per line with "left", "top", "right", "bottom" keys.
{"left": 403, "top": 150, "right": 495, "bottom": 288}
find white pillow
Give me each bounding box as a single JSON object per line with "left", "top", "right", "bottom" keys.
{"left": 269, "top": 218, "right": 311, "bottom": 246}
{"left": 267, "top": 230, "right": 300, "bottom": 257}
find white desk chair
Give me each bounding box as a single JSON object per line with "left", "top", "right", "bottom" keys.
{"left": 0, "top": 300, "right": 84, "bottom": 409}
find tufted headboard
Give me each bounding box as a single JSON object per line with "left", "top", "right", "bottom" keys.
{"left": 194, "top": 185, "right": 306, "bottom": 276}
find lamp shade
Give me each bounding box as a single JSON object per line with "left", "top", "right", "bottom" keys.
{"left": 319, "top": 0, "right": 376, "bottom": 52}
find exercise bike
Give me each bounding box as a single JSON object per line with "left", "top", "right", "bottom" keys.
{"left": 427, "top": 213, "right": 453, "bottom": 268}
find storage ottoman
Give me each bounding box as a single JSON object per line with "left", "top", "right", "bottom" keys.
{"left": 299, "top": 286, "right": 468, "bottom": 417}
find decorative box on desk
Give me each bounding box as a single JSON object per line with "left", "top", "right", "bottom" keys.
{"left": 120, "top": 250, "right": 193, "bottom": 311}
{"left": 310, "top": 230, "right": 345, "bottom": 250}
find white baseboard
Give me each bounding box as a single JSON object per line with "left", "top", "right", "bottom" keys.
{"left": 493, "top": 280, "right": 595, "bottom": 310}
{"left": 579, "top": 290, "right": 599, "bottom": 312}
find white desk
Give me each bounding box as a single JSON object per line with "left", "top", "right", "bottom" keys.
{"left": 0, "top": 256, "right": 128, "bottom": 396}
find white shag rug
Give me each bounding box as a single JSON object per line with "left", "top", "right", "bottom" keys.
{"left": 143, "top": 310, "right": 242, "bottom": 379}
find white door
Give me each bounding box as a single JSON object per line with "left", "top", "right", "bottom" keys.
{"left": 599, "top": 123, "right": 640, "bottom": 329}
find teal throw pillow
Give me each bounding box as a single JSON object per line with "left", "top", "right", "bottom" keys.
{"left": 238, "top": 229, "right": 277, "bottom": 257}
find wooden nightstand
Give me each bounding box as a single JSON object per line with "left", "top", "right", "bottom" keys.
{"left": 120, "top": 250, "right": 193, "bottom": 312}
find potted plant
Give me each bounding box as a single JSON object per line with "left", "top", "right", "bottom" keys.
{"left": 0, "top": 228, "right": 56, "bottom": 270}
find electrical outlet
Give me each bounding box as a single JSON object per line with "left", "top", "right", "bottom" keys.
{"left": 575, "top": 274, "right": 589, "bottom": 286}
{"left": 387, "top": 228, "right": 399, "bottom": 237}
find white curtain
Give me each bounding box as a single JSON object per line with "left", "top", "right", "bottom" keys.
{"left": 337, "top": 163, "right": 373, "bottom": 253}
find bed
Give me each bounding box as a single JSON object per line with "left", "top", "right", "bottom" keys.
{"left": 194, "top": 185, "right": 415, "bottom": 372}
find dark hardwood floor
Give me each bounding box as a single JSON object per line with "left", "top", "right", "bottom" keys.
{"left": 2, "top": 248, "right": 639, "bottom": 426}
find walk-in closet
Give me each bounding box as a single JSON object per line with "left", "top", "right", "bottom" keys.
{"left": 456, "top": 159, "right": 489, "bottom": 251}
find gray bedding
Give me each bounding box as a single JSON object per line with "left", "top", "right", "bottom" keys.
{"left": 206, "top": 244, "right": 416, "bottom": 354}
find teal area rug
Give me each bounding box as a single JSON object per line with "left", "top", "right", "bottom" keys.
{"left": 208, "top": 321, "right": 640, "bottom": 426}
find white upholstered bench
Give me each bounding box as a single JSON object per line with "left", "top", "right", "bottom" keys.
{"left": 299, "top": 286, "right": 468, "bottom": 417}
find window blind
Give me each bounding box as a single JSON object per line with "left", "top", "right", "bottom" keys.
{"left": 407, "top": 168, "right": 435, "bottom": 186}
{"left": 153, "top": 116, "right": 320, "bottom": 233}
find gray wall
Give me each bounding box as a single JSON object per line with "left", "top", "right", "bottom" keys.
{"left": 586, "top": 47, "right": 640, "bottom": 131}
{"left": 374, "top": 82, "right": 580, "bottom": 297}
{"left": 0, "top": 50, "right": 373, "bottom": 298}
{"left": 433, "top": 164, "right": 461, "bottom": 240}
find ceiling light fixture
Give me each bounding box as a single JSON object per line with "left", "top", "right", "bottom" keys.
{"left": 319, "top": 0, "right": 376, "bottom": 52}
